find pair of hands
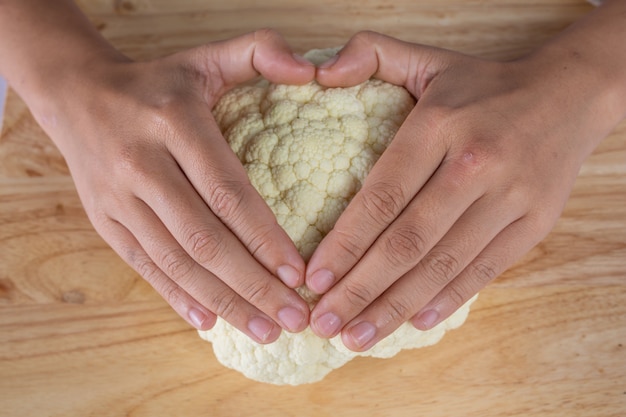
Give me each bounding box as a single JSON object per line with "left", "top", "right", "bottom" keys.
{"left": 51, "top": 29, "right": 601, "bottom": 350}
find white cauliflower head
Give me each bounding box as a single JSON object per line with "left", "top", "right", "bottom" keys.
{"left": 198, "top": 48, "right": 477, "bottom": 385}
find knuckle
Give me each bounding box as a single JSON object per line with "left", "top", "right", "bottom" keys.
{"left": 383, "top": 224, "right": 428, "bottom": 267}
{"left": 208, "top": 181, "right": 248, "bottom": 221}
{"left": 131, "top": 253, "right": 191, "bottom": 311}
{"left": 185, "top": 228, "right": 226, "bottom": 266}
{"left": 134, "top": 256, "right": 162, "bottom": 284}
{"left": 352, "top": 30, "right": 380, "bottom": 45}
{"left": 444, "top": 149, "right": 492, "bottom": 189}
{"left": 113, "top": 142, "right": 172, "bottom": 190}
{"left": 239, "top": 279, "right": 273, "bottom": 307}
{"left": 160, "top": 283, "right": 186, "bottom": 309}
{"left": 445, "top": 284, "right": 468, "bottom": 308}
{"left": 208, "top": 288, "right": 239, "bottom": 320}
{"left": 360, "top": 182, "right": 406, "bottom": 226}
{"left": 423, "top": 250, "right": 460, "bottom": 286}
{"left": 158, "top": 248, "right": 194, "bottom": 279}
{"left": 343, "top": 281, "right": 375, "bottom": 308}
{"left": 500, "top": 184, "right": 531, "bottom": 209}
{"left": 254, "top": 28, "right": 281, "bottom": 43}
{"left": 146, "top": 95, "right": 185, "bottom": 133}
{"left": 245, "top": 223, "right": 275, "bottom": 259}
{"left": 116, "top": 142, "right": 148, "bottom": 177}
{"left": 469, "top": 258, "right": 500, "bottom": 284}
{"left": 89, "top": 209, "right": 112, "bottom": 231}
{"left": 332, "top": 229, "right": 365, "bottom": 263}
{"left": 380, "top": 296, "right": 412, "bottom": 325}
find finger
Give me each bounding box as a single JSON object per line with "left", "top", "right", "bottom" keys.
{"left": 247, "top": 28, "right": 316, "bottom": 84}
{"left": 411, "top": 214, "right": 552, "bottom": 331}
{"left": 309, "top": 148, "right": 492, "bottom": 338}
{"left": 94, "top": 217, "right": 217, "bottom": 331}
{"left": 305, "top": 104, "right": 450, "bottom": 294}
{"left": 337, "top": 191, "right": 527, "bottom": 351}
{"left": 305, "top": 35, "right": 461, "bottom": 293}
{"left": 187, "top": 28, "right": 315, "bottom": 100}
{"left": 110, "top": 197, "right": 300, "bottom": 344}
{"left": 316, "top": 30, "right": 452, "bottom": 97}
{"left": 172, "top": 30, "right": 314, "bottom": 286}
{"left": 124, "top": 154, "right": 310, "bottom": 335}
{"left": 149, "top": 95, "right": 305, "bottom": 287}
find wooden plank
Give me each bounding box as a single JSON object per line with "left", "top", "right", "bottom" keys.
{"left": 76, "top": 0, "right": 591, "bottom": 16}
{"left": 0, "top": 91, "right": 69, "bottom": 179}
{"left": 76, "top": 1, "right": 592, "bottom": 60}
{"left": 0, "top": 286, "right": 624, "bottom": 417}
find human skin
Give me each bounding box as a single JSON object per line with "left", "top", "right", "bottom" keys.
{"left": 307, "top": 0, "right": 626, "bottom": 351}
{"left": 0, "top": 0, "right": 316, "bottom": 344}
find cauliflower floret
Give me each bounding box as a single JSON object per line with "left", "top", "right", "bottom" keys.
{"left": 199, "top": 48, "right": 478, "bottom": 385}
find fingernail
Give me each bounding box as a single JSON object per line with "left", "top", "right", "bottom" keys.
{"left": 417, "top": 309, "right": 440, "bottom": 329}
{"left": 188, "top": 308, "right": 208, "bottom": 329}
{"left": 248, "top": 317, "right": 277, "bottom": 343}
{"left": 308, "top": 268, "right": 335, "bottom": 294}
{"left": 318, "top": 54, "right": 339, "bottom": 69}
{"left": 314, "top": 312, "right": 342, "bottom": 337}
{"left": 292, "top": 53, "right": 313, "bottom": 66}
{"left": 278, "top": 307, "right": 306, "bottom": 332}
{"left": 277, "top": 264, "right": 301, "bottom": 288}
{"left": 347, "top": 321, "right": 377, "bottom": 349}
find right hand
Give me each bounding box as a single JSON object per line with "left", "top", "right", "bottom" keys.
{"left": 306, "top": 30, "right": 623, "bottom": 351}
{"left": 37, "top": 30, "right": 315, "bottom": 343}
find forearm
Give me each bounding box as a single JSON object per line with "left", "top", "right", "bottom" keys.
{"left": 529, "top": 0, "right": 626, "bottom": 139}
{"left": 0, "top": 0, "right": 126, "bottom": 108}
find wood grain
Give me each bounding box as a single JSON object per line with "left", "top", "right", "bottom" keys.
{"left": 1, "top": 1, "right": 624, "bottom": 416}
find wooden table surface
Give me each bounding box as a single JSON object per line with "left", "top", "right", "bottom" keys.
{"left": 1, "top": 1, "right": 625, "bottom": 416}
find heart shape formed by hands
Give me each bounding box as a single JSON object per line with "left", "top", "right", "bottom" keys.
{"left": 199, "top": 48, "right": 477, "bottom": 386}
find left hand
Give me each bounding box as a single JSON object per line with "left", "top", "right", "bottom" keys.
{"left": 25, "top": 29, "right": 315, "bottom": 343}
{"left": 305, "top": 31, "right": 620, "bottom": 351}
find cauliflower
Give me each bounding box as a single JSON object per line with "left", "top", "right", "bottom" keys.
{"left": 198, "top": 48, "right": 477, "bottom": 385}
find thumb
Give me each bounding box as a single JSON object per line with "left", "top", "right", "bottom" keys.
{"left": 316, "top": 31, "right": 455, "bottom": 98}
{"left": 184, "top": 29, "right": 315, "bottom": 100}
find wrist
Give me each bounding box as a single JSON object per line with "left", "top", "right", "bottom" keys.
{"left": 515, "top": 5, "right": 626, "bottom": 163}
{"left": 26, "top": 56, "right": 139, "bottom": 156}
{"left": 529, "top": 0, "right": 626, "bottom": 126}
{"left": 529, "top": 41, "right": 626, "bottom": 126}
{"left": 0, "top": 0, "right": 130, "bottom": 125}
{"left": 25, "top": 50, "right": 131, "bottom": 126}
